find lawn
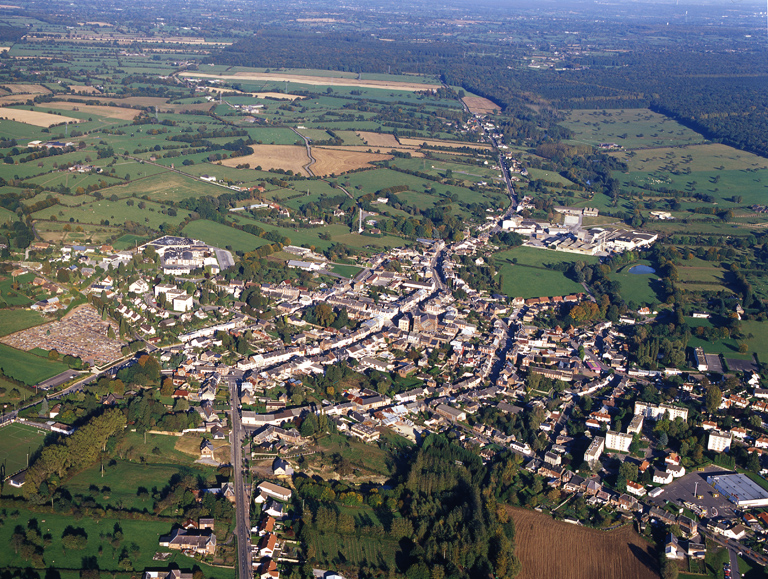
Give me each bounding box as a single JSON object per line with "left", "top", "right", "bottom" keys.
{"left": 182, "top": 219, "right": 273, "bottom": 253}
{"left": 0, "top": 309, "right": 47, "bottom": 336}
{"left": 330, "top": 264, "right": 363, "bottom": 278}
{"left": 315, "top": 433, "right": 393, "bottom": 477}
{"left": 0, "top": 343, "right": 70, "bottom": 386}
{"left": 0, "top": 422, "right": 47, "bottom": 475}
{"left": 0, "top": 509, "right": 234, "bottom": 579}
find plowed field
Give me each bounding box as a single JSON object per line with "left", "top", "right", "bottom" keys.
{"left": 508, "top": 507, "right": 658, "bottom": 579}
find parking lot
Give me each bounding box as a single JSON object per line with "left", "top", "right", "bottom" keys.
{"left": 648, "top": 465, "right": 738, "bottom": 519}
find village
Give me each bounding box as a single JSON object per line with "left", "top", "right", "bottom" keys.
{"left": 3, "top": 196, "right": 768, "bottom": 579}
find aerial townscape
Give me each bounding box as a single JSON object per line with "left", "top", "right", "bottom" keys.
{"left": 2, "top": 0, "right": 768, "bottom": 578}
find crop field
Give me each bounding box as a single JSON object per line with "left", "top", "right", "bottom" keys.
{"left": 220, "top": 145, "right": 310, "bottom": 175}
{"left": 462, "top": 96, "right": 501, "bottom": 114}
{"left": 42, "top": 101, "right": 141, "bottom": 120}
{"left": 398, "top": 137, "right": 492, "bottom": 150}
{"left": 508, "top": 507, "right": 658, "bottom": 579}
{"left": 3, "top": 83, "right": 50, "bottom": 94}
{"left": 311, "top": 147, "right": 393, "bottom": 176}
{"left": 247, "top": 126, "right": 305, "bottom": 144}
{"left": 180, "top": 71, "right": 436, "bottom": 91}
{"left": 182, "top": 219, "right": 272, "bottom": 252}
{"left": 356, "top": 131, "right": 400, "bottom": 147}
{"left": 0, "top": 107, "right": 80, "bottom": 127}
{"left": 562, "top": 108, "right": 706, "bottom": 149}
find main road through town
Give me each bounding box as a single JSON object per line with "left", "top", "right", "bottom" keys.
{"left": 229, "top": 376, "right": 252, "bottom": 579}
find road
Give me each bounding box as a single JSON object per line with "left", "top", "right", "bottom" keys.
{"left": 288, "top": 128, "right": 316, "bottom": 177}
{"left": 228, "top": 375, "right": 252, "bottom": 579}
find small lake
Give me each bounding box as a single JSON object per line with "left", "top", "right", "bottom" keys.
{"left": 628, "top": 265, "right": 655, "bottom": 275}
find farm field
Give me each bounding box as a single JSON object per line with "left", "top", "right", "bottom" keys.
{"left": 562, "top": 108, "right": 707, "bottom": 149}
{"left": 0, "top": 107, "right": 79, "bottom": 127}
{"left": 42, "top": 101, "right": 141, "bottom": 120}
{"left": 311, "top": 147, "right": 392, "bottom": 176}
{"left": 32, "top": 196, "right": 193, "bottom": 229}
{"left": 508, "top": 507, "right": 658, "bottom": 579}
{"left": 179, "top": 70, "right": 436, "bottom": 91}
{"left": 182, "top": 219, "right": 272, "bottom": 253}
{"left": 398, "top": 137, "right": 492, "bottom": 150}
{"left": 356, "top": 131, "right": 400, "bottom": 147}
{"left": 462, "top": 95, "right": 500, "bottom": 114}
{"left": 219, "top": 145, "right": 310, "bottom": 175}
{"left": 0, "top": 422, "right": 47, "bottom": 476}
{"left": 0, "top": 343, "right": 71, "bottom": 385}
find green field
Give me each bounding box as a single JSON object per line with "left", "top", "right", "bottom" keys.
{"left": 64, "top": 459, "right": 214, "bottom": 513}
{"left": 0, "top": 422, "right": 47, "bottom": 476}
{"left": 0, "top": 309, "right": 47, "bottom": 337}
{"left": 562, "top": 108, "right": 707, "bottom": 149}
{"left": 493, "top": 246, "right": 597, "bottom": 299}
{"left": 0, "top": 273, "right": 35, "bottom": 307}
{"left": 182, "top": 219, "right": 272, "bottom": 253}
{"left": 307, "top": 531, "right": 399, "bottom": 572}
{"left": 314, "top": 433, "right": 393, "bottom": 476}
{"left": 330, "top": 264, "right": 363, "bottom": 278}
{"left": 0, "top": 344, "right": 70, "bottom": 386}
{"left": 609, "top": 263, "right": 662, "bottom": 307}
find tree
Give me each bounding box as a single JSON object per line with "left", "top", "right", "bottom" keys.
{"left": 39, "top": 398, "right": 49, "bottom": 418}
{"left": 705, "top": 385, "right": 723, "bottom": 414}
{"left": 658, "top": 431, "right": 669, "bottom": 449}
{"left": 661, "top": 559, "right": 679, "bottom": 579}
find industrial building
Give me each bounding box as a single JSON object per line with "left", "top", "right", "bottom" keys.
{"left": 707, "top": 474, "right": 768, "bottom": 508}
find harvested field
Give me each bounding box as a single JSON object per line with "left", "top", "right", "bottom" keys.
{"left": 398, "top": 137, "right": 492, "bottom": 150}
{"left": 0, "top": 107, "right": 79, "bottom": 127}
{"left": 311, "top": 147, "right": 393, "bottom": 176}
{"left": 205, "top": 87, "right": 301, "bottom": 100}
{"left": 0, "top": 95, "right": 28, "bottom": 106}
{"left": 509, "top": 507, "right": 658, "bottom": 579}
{"left": 220, "top": 145, "right": 310, "bottom": 175}
{"left": 3, "top": 83, "right": 49, "bottom": 94}
{"left": 180, "top": 71, "right": 436, "bottom": 91}
{"left": 316, "top": 144, "right": 423, "bottom": 156}
{"left": 356, "top": 131, "right": 401, "bottom": 148}
{"left": 44, "top": 102, "right": 140, "bottom": 120}
{"left": 0, "top": 304, "right": 125, "bottom": 367}
{"left": 462, "top": 96, "right": 500, "bottom": 114}
{"left": 69, "top": 85, "right": 102, "bottom": 94}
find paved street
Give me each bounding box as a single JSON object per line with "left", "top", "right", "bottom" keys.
{"left": 229, "top": 376, "right": 252, "bottom": 579}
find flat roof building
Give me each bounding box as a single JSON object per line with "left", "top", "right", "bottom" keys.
{"left": 707, "top": 474, "right": 768, "bottom": 508}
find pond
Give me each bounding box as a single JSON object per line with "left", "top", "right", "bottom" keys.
{"left": 628, "top": 265, "right": 656, "bottom": 275}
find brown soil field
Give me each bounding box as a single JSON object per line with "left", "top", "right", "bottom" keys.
{"left": 398, "top": 137, "right": 492, "bottom": 150}
{"left": 311, "top": 147, "right": 393, "bottom": 176}
{"left": 509, "top": 507, "right": 658, "bottom": 579}
{"left": 356, "top": 131, "right": 401, "bottom": 148}
{"left": 462, "top": 96, "right": 501, "bottom": 114}
{"left": 220, "top": 145, "right": 310, "bottom": 176}
{"left": 206, "top": 86, "right": 301, "bottom": 100}
{"left": 44, "top": 102, "right": 140, "bottom": 120}
{"left": 180, "top": 71, "right": 436, "bottom": 92}
{"left": 0, "top": 108, "right": 79, "bottom": 127}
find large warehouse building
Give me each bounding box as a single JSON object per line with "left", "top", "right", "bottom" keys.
{"left": 707, "top": 474, "right": 768, "bottom": 508}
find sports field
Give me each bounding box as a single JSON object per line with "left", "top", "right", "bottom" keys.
{"left": 0, "top": 422, "right": 47, "bottom": 476}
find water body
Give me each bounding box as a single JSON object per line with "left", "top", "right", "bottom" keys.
{"left": 628, "top": 265, "right": 655, "bottom": 275}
